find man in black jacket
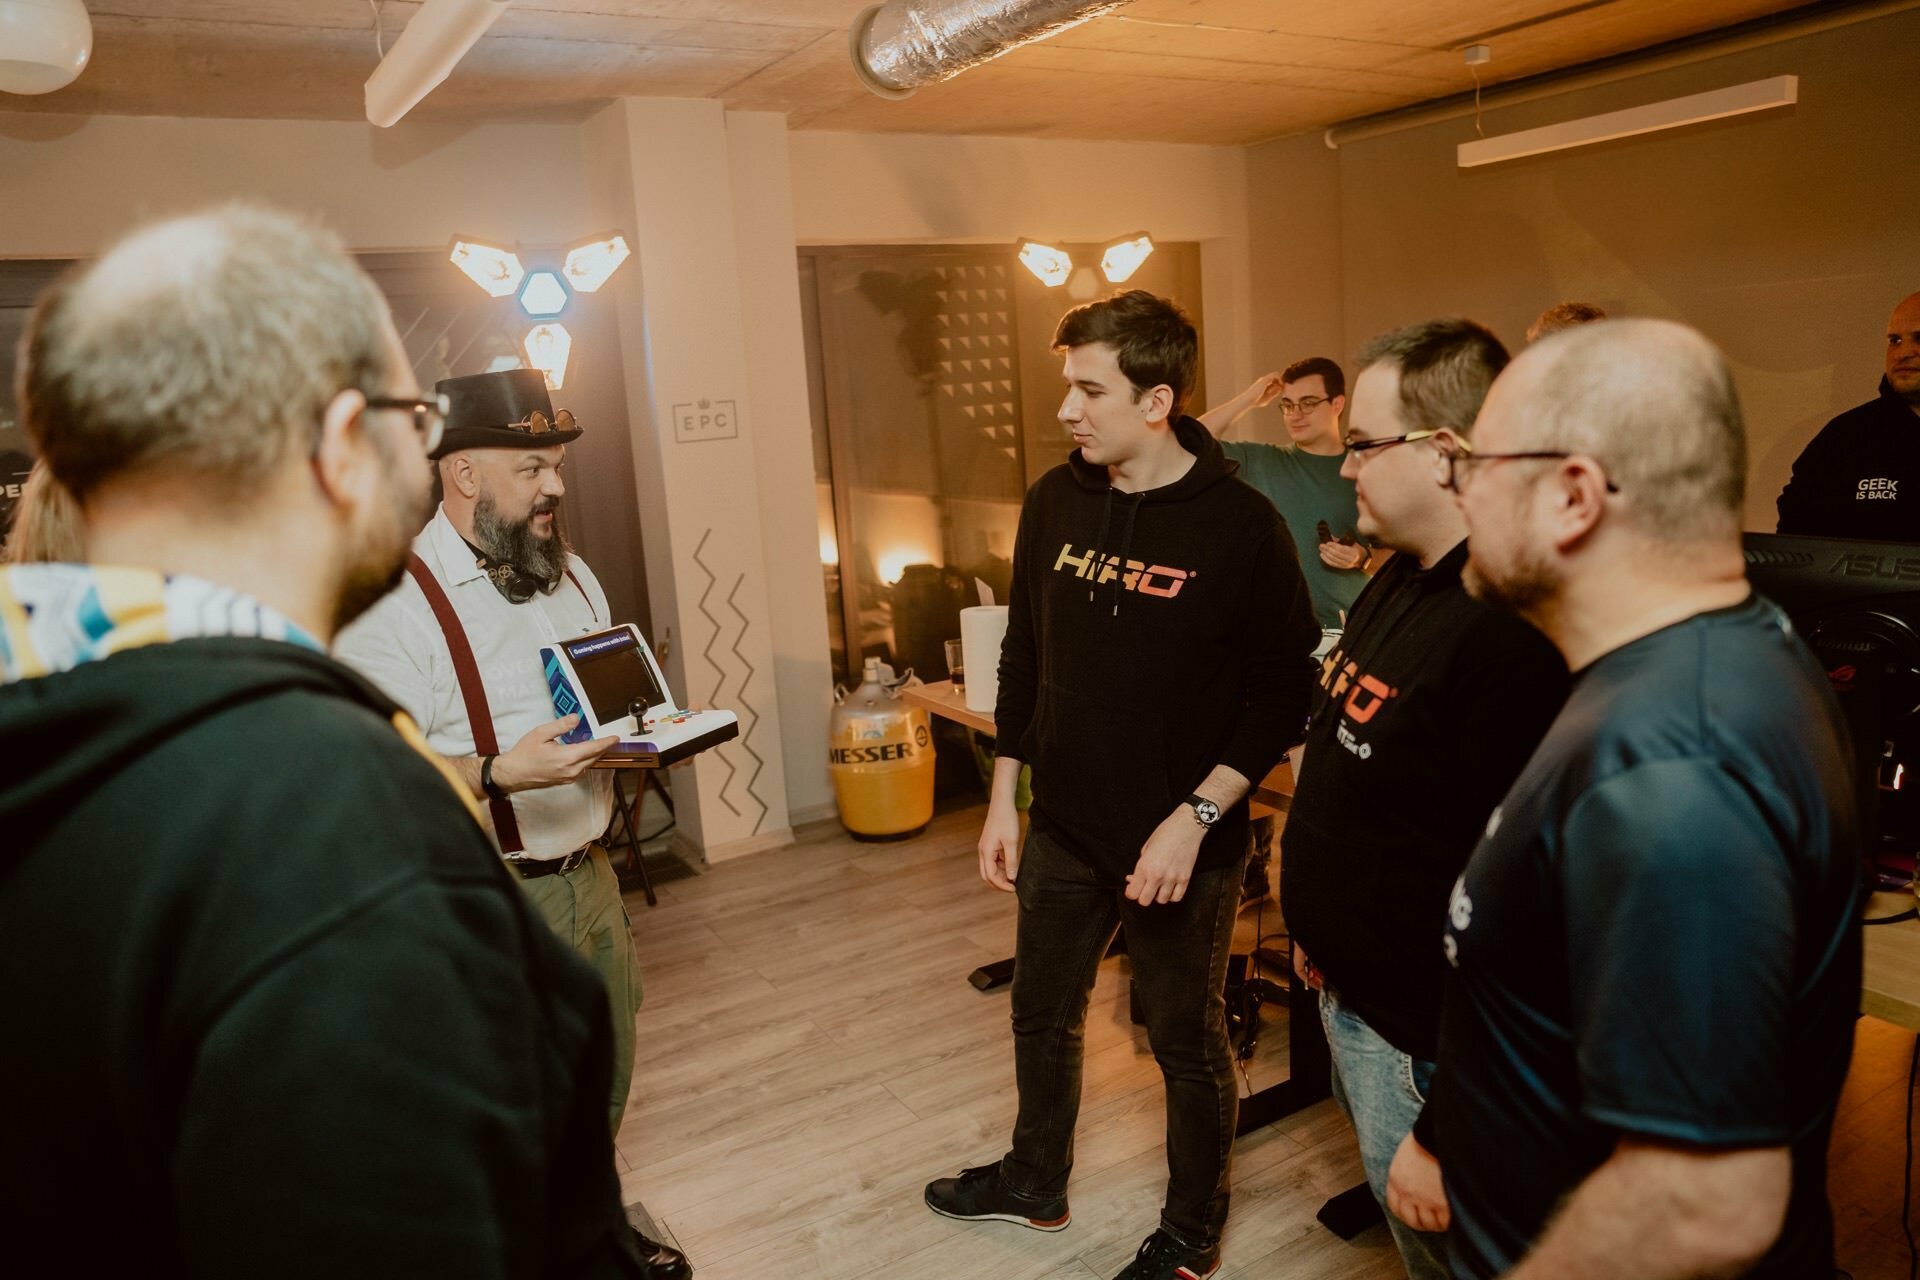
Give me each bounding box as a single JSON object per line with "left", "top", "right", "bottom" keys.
{"left": 0, "top": 205, "right": 645, "bottom": 1278}
{"left": 924, "top": 290, "right": 1320, "bottom": 1280}
{"left": 1776, "top": 290, "right": 1920, "bottom": 538}
{"left": 1280, "top": 319, "right": 1569, "bottom": 1278}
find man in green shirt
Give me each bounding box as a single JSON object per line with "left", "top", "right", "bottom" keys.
{"left": 1200, "top": 357, "right": 1371, "bottom": 903}
{"left": 1201, "top": 357, "right": 1369, "bottom": 631}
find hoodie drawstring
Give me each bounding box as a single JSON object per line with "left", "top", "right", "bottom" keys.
{"left": 1090, "top": 487, "right": 1115, "bottom": 606}
{"left": 1089, "top": 487, "right": 1144, "bottom": 618}
{"left": 1111, "top": 492, "right": 1142, "bottom": 617}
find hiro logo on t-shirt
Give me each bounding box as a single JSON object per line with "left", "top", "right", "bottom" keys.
{"left": 1858, "top": 477, "right": 1900, "bottom": 501}
{"left": 1316, "top": 640, "right": 1400, "bottom": 761}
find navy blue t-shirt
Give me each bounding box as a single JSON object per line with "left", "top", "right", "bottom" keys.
{"left": 1428, "top": 595, "right": 1862, "bottom": 1279}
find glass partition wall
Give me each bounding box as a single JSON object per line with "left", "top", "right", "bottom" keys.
{"left": 801, "top": 243, "right": 1205, "bottom": 690}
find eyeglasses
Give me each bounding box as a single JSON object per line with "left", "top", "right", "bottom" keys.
{"left": 1278, "top": 396, "right": 1330, "bottom": 416}
{"left": 1341, "top": 428, "right": 1441, "bottom": 463}
{"left": 505, "top": 409, "right": 579, "bottom": 437}
{"left": 365, "top": 393, "right": 450, "bottom": 455}
{"left": 1433, "top": 437, "right": 1621, "bottom": 495}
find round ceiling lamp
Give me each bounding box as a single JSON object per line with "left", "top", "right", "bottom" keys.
{"left": 0, "top": 0, "right": 94, "bottom": 96}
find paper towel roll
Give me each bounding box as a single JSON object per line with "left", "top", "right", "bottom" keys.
{"left": 960, "top": 605, "right": 1008, "bottom": 715}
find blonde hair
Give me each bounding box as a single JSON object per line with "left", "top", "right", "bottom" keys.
{"left": 4, "top": 460, "right": 85, "bottom": 564}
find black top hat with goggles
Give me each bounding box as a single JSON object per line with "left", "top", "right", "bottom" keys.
{"left": 429, "top": 368, "right": 583, "bottom": 460}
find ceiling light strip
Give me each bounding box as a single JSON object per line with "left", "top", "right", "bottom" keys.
{"left": 1456, "top": 74, "right": 1796, "bottom": 168}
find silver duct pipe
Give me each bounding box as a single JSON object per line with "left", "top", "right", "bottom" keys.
{"left": 849, "top": 0, "right": 1133, "bottom": 100}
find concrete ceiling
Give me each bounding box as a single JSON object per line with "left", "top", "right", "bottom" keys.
{"left": 2, "top": 1, "right": 1831, "bottom": 144}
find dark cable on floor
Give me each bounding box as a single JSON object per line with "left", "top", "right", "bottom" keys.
{"left": 1906, "top": 1033, "right": 1917, "bottom": 1280}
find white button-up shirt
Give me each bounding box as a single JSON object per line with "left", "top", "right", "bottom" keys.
{"left": 335, "top": 507, "right": 614, "bottom": 859}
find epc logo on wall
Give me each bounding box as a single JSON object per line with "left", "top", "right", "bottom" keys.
{"left": 673, "top": 398, "right": 738, "bottom": 444}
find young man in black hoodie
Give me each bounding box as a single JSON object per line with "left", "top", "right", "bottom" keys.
{"left": 1279, "top": 319, "right": 1569, "bottom": 1278}
{"left": 1777, "top": 290, "right": 1920, "bottom": 537}
{"left": 0, "top": 206, "right": 646, "bottom": 1278}
{"left": 924, "top": 290, "right": 1319, "bottom": 1280}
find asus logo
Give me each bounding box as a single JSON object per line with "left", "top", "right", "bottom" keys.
{"left": 1826, "top": 553, "right": 1920, "bottom": 581}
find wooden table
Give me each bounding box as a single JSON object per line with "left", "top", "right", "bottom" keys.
{"left": 904, "top": 679, "right": 1295, "bottom": 812}
{"left": 901, "top": 679, "right": 994, "bottom": 734}
{"left": 1863, "top": 893, "right": 1920, "bottom": 1032}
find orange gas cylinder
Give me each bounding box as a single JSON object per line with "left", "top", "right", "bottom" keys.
{"left": 830, "top": 658, "right": 936, "bottom": 839}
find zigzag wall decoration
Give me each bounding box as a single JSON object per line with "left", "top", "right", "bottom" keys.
{"left": 689, "top": 529, "right": 740, "bottom": 816}
{"left": 723, "top": 573, "right": 770, "bottom": 835}
{"left": 688, "top": 528, "right": 771, "bottom": 833}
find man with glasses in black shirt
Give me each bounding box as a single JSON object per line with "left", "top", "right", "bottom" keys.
{"left": 1400, "top": 319, "right": 1861, "bottom": 1280}
{"left": 1280, "top": 319, "right": 1568, "bottom": 1279}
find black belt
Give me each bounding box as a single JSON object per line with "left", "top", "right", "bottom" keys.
{"left": 506, "top": 846, "right": 592, "bottom": 880}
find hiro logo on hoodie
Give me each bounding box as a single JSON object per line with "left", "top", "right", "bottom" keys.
{"left": 1051, "top": 543, "right": 1194, "bottom": 599}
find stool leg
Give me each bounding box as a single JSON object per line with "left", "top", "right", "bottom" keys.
{"left": 603, "top": 772, "right": 659, "bottom": 907}
{"left": 628, "top": 774, "right": 658, "bottom": 906}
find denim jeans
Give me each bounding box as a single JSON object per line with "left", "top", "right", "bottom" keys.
{"left": 1319, "top": 985, "right": 1450, "bottom": 1280}
{"left": 1000, "top": 824, "right": 1245, "bottom": 1247}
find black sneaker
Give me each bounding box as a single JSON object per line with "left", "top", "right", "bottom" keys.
{"left": 1112, "top": 1227, "right": 1220, "bottom": 1280}
{"left": 924, "top": 1162, "right": 1071, "bottom": 1231}
{"left": 629, "top": 1227, "right": 692, "bottom": 1280}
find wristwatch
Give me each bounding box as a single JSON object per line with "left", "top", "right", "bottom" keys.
{"left": 481, "top": 753, "right": 508, "bottom": 801}
{"left": 1183, "top": 793, "right": 1221, "bottom": 828}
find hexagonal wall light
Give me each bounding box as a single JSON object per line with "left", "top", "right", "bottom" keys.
{"left": 450, "top": 232, "right": 632, "bottom": 391}
{"left": 518, "top": 270, "right": 569, "bottom": 318}
{"left": 448, "top": 237, "right": 524, "bottom": 298}
{"left": 523, "top": 322, "right": 573, "bottom": 391}
{"left": 562, "top": 234, "right": 631, "bottom": 293}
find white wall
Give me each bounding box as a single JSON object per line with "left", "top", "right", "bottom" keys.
{"left": 727, "top": 111, "right": 837, "bottom": 828}
{"left": 1245, "top": 6, "right": 1920, "bottom": 529}
{"left": 786, "top": 131, "right": 1255, "bottom": 399}
{"left": 0, "top": 112, "right": 588, "bottom": 256}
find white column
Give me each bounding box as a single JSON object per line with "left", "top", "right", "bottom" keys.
{"left": 582, "top": 98, "right": 794, "bottom": 860}
{"left": 725, "top": 110, "right": 837, "bottom": 827}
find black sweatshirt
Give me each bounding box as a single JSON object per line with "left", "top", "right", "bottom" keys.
{"left": 995, "top": 416, "right": 1320, "bottom": 883}
{"left": 1280, "top": 541, "right": 1569, "bottom": 1061}
{"left": 1777, "top": 378, "right": 1920, "bottom": 539}
{"left": 0, "top": 639, "right": 643, "bottom": 1279}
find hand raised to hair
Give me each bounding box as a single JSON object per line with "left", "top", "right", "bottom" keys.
{"left": 1250, "top": 373, "right": 1286, "bottom": 409}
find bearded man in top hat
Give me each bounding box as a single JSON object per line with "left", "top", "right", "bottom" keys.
{"left": 336, "top": 369, "right": 689, "bottom": 1280}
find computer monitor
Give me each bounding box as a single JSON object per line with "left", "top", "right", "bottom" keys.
{"left": 1742, "top": 532, "right": 1920, "bottom": 613}
{"left": 1744, "top": 532, "right": 1920, "bottom": 866}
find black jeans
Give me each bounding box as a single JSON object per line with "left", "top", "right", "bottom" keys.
{"left": 1000, "top": 824, "right": 1245, "bottom": 1247}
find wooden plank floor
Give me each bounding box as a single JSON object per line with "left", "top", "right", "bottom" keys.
{"left": 614, "top": 803, "right": 1920, "bottom": 1280}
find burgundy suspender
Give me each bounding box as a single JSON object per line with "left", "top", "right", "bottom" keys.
{"left": 565, "top": 567, "right": 592, "bottom": 618}
{"left": 405, "top": 554, "right": 526, "bottom": 853}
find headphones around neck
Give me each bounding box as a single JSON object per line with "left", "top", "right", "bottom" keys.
{"left": 477, "top": 553, "right": 560, "bottom": 605}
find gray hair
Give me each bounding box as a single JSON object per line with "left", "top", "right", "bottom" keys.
{"left": 1523, "top": 318, "right": 1745, "bottom": 542}
{"left": 18, "top": 204, "right": 396, "bottom": 499}
{"left": 1354, "top": 317, "right": 1510, "bottom": 439}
